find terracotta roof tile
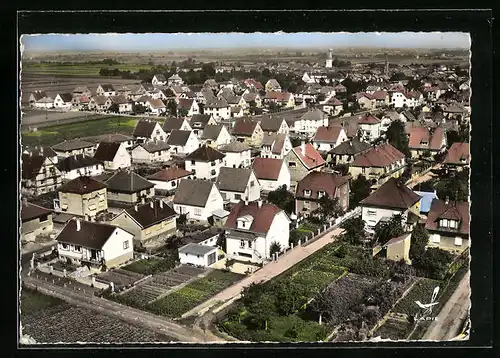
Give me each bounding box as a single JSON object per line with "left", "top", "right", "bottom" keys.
{"left": 425, "top": 199, "right": 469, "bottom": 236}
{"left": 224, "top": 201, "right": 283, "bottom": 235}
{"left": 296, "top": 172, "right": 350, "bottom": 200}
{"left": 313, "top": 126, "right": 344, "bottom": 143}
{"left": 408, "top": 127, "right": 446, "bottom": 151}
{"left": 292, "top": 143, "right": 326, "bottom": 169}
{"left": 360, "top": 177, "right": 421, "bottom": 209}
{"left": 444, "top": 142, "right": 470, "bottom": 165}
{"left": 147, "top": 167, "right": 192, "bottom": 182}
{"left": 351, "top": 143, "right": 405, "bottom": 168}
{"left": 252, "top": 157, "right": 283, "bottom": 181}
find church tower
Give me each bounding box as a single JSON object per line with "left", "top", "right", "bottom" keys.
{"left": 325, "top": 49, "right": 333, "bottom": 68}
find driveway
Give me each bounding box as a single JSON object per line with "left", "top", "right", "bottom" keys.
{"left": 422, "top": 270, "right": 470, "bottom": 341}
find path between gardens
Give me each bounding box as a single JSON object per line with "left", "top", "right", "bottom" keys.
{"left": 182, "top": 227, "right": 345, "bottom": 319}
{"left": 22, "top": 273, "right": 214, "bottom": 343}
{"left": 422, "top": 270, "right": 470, "bottom": 341}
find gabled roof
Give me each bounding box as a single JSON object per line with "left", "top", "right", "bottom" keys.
{"left": 132, "top": 120, "right": 158, "bottom": 138}
{"left": 232, "top": 117, "right": 259, "bottom": 136}
{"left": 25, "top": 146, "right": 57, "bottom": 159}
{"left": 166, "top": 130, "right": 192, "bottom": 146}
{"left": 190, "top": 114, "right": 212, "bottom": 129}
{"left": 58, "top": 176, "right": 107, "bottom": 195}
{"left": 425, "top": 199, "right": 469, "bottom": 235}
{"left": 312, "top": 126, "right": 344, "bottom": 143}
{"left": 99, "top": 84, "right": 115, "bottom": 92}
{"left": 224, "top": 201, "right": 284, "bottom": 235}
{"left": 325, "top": 97, "right": 343, "bottom": 106}
{"left": 93, "top": 142, "right": 121, "bottom": 161}
{"left": 52, "top": 139, "right": 95, "bottom": 152}
{"left": 408, "top": 127, "right": 446, "bottom": 151}
{"left": 296, "top": 171, "right": 350, "bottom": 200}
{"left": 201, "top": 124, "right": 224, "bottom": 140}
{"left": 110, "top": 95, "right": 130, "bottom": 105}
{"left": 264, "top": 91, "right": 292, "bottom": 102}
{"left": 31, "top": 91, "right": 47, "bottom": 100}
{"left": 351, "top": 143, "right": 405, "bottom": 168}
{"left": 444, "top": 142, "right": 470, "bottom": 165}
{"left": 153, "top": 74, "right": 167, "bottom": 81}
{"left": 58, "top": 154, "right": 103, "bottom": 172}
{"left": 206, "top": 98, "right": 229, "bottom": 108}
{"left": 328, "top": 136, "right": 371, "bottom": 156}
{"left": 57, "top": 93, "right": 73, "bottom": 102}
{"left": 105, "top": 169, "right": 154, "bottom": 194}
{"left": 252, "top": 157, "right": 284, "bottom": 181}
{"left": 83, "top": 133, "right": 133, "bottom": 144}
{"left": 360, "top": 177, "right": 421, "bottom": 209}
{"left": 91, "top": 95, "right": 108, "bottom": 105}
{"left": 185, "top": 144, "right": 225, "bottom": 162}
{"left": 163, "top": 118, "right": 187, "bottom": 133}
{"left": 219, "top": 141, "right": 251, "bottom": 153}
{"left": 262, "top": 133, "right": 287, "bottom": 154}
{"left": 57, "top": 219, "right": 119, "bottom": 250}
{"left": 147, "top": 167, "right": 192, "bottom": 182}
{"left": 358, "top": 113, "right": 381, "bottom": 125}
{"left": 291, "top": 143, "right": 326, "bottom": 170}
{"left": 21, "top": 154, "right": 47, "bottom": 180}
{"left": 216, "top": 167, "right": 253, "bottom": 193}
{"left": 123, "top": 199, "right": 177, "bottom": 229}
{"left": 259, "top": 116, "right": 285, "bottom": 132}
{"left": 173, "top": 179, "right": 215, "bottom": 207}
{"left": 147, "top": 98, "right": 166, "bottom": 109}
{"left": 178, "top": 98, "right": 195, "bottom": 110}
{"left": 21, "top": 201, "right": 52, "bottom": 223}
{"left": 383, "top": 233, "right": 411, "bottom": 247}
{"left": 136, "top": 140, "right": 170, "bottom": 153}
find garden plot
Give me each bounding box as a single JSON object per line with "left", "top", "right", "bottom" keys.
{"left": 392, "top": 278, "right": 441, "bottom": 317}
{"left": 373, "top": 316, "right": 414, "bottom": 340}
{"left": 21, "top": 304, "right": 176, "bottom": 343}
{"left": 95, "top": 268, "right": 146, "bottom": 289}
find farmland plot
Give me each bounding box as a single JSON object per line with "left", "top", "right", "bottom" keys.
{"left": 392, "top": 278, "right": 441, "bottom": 317}
{"left": 95, "top": 268, "right": 146, "bottom": 290}
{"left": 373, "top": 317, "right": 414, "bottom": 340}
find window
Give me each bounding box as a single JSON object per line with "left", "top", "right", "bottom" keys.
{"left": 235, "top": 194, "right": 242, "bottom": 200}
{"left": 304, "top": 201, "right": 311, "bottom": 209}
{"left": 95, "top": 165, "right": 99, "bottom": 170}
{"left": 61, "top": 243, "right": 68, "bottom": 250}
{"left": 123, "top": 240, "right": 130, "bottom": 250}
{"left": 288, "top": 161, "right": 296, "bottom": 167}
{"left": 191, "top": 160, "right": 195, "bottom": 165}
{"left": 74, "top": 245, "right": 82, "bottom": 253}
{"left": 317, "top": 190, "right": 325, "bottom": 198}
{"left": 248, "top": 241, "right": 252, "bottom": 249}
{"left": 449, "top": 220, "right": 456, "bottom": 229}
{"left": 211, "top": 161, "right": 216, "bottom": 166}
{"left": 210, "top": 169, "right": 216, "bottom": 176}
{"left": 367, "top": 209, "right": 377, "bottom": 216}
{"left": 440, "top": 219, "right": 448, "bottom": 228}
{"left": 194, "top": 208, "right": 202, "bottom": 216}
{"left": 432, "top": 235, "right": 441, "bottom": 243}
{"left": 454, "top": 237, "right": 463, "bottom": 246}
{"left": 304, "top": 189, "right": 311, "bottom": 197}
{"left": 240, "top": 240, "right": 245, "bottom": 248}
{"left": 171, "top": 181, "right": 177, "bottom": 188}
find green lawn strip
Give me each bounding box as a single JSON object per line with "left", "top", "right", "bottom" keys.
{"left": 121, "top": 257, "right": 176, "bottom": 276}
{"left": 21, "top": 287, "right": 64, "bottom": 316}
{"left": 23, "top": 63, "right": 153, "bottom": 76}
{"left": 392, "top": 278, "right": 442, "bottom": 317}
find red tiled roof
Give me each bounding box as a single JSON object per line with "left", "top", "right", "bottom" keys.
{"left": 371, "top": 91, "right": 388, "bottom": 100}
{"left": 252, "top": 157, "right": 283, "bottom": 180}
{"left": 351, "top": 143, "right": 405, "bottom": 168}
{"left": 360, "top": 177, "right": 421, "bottom": 209}
{"left": 147, "top": 167, "right": 192, "bottom": 182}
{"left": 296, "top": 171, "right": 350, "bottom": 200}
{"left": 358, "top": 113, "right": 381, "bottom": 125}
{"left": 325, "top": 97, "right": 342, "bottom": 106}
{"left": 313, "top": 126, "right": 344, "bottom": 143}
{"left": 292, "top": 143, "right": 326, "bottom": 169}
{"left": 405, "top": 91, "right": 422, "bottom": 100}
{"left": 265, "top": 91, "right": 292, "bottom": 102}
{"left": 444, "top": 142, "right": 470, "bottom": 165}
{"left": 408, "top": 127, "right": 446, "bottom": 151}
{"left": 232, "top": 117, "right": 259, "bottom": 136}
{"left": 224, "top": 201, "right": 283, "bottom": 235}
{"left": 425, "top": 199, "right": 469, "bottom": 236}
{"left": 178, "top": 98, "right": 194, "bottom": 110}
{"left": 244, "top": 79, "right": 263, "bottom": 90}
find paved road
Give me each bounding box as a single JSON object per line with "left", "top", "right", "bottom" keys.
{"left": 422, "top": 270, "right": 470, "bottom": 341}
{"left": 22, "top": 273, "right": 214, "bottom": 343}
{"left": 183, "top": 227, "right": 344, "bottom": 318}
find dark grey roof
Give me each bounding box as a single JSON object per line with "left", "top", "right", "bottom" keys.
{"left": 99, "top": 84, "right": 115, "bottom": 92}
{"left": 173, "top": 179, "right": 215, "bottom": 207}
{"left": 93, "top": 142, "right": 121, "bottom": 161}
{"left": 58, "top": 154, "right": 103, "bottom": 172}
{"left": 260, "top": 116, "right": 284, "bottom": 132}
{"left": 105, "top": 169, "right": 154, "bottom": 194}
{"left": 178, "top": 242, "right": 217, "bottom": 255}
{"left": 58, "top": 93, "right": 73, "bottom": 102}
{"left": 57, "top": 219, "right": 119, "bottom": 250}
{"left": 154, "top": 74, "right": 167, "bottom": 81}
{"left": 166, "top": 130, "right": 192, "bottom": 146}
{"left": 189, "top": 114, "right": 212, "bottom": 129}
{"left": 52, "top": 139, "right": 95, "bottom": 152}
{"left": 25, "top": 146, "right": 57, "bottom": 159}
{"left": 216, "top": 167, "right": 252, "bottom": 193}
{"left": 132, "top": 120, "right": 158, "bottom": 138}
{"left": 219, "top": 141, "right": 251, "bottom": 153}
{"left": 136, "top": 141, "right": 170, "bottom": 153}
{"left": 200, "top": 124, "right": 224, "bottom": 140}
{"left": 206, "top": 98, "right": 229, "bottom": 108}
{"left": 163, "top": 118, "right": 187, "bottom": 133}
{"left": 124, "top": 199, "right": 177, "bottom": 229}
{"left": 329, "top": 137, "right": 371, "bottom": 156}
{"left": 83, "top": 133, "right": 133, "bottom": 144}
{"left": 183, "top": 227, "right": 220, "bottom": 244}
{"left": 185, "top": 145, "right": 225, "bottom": 162}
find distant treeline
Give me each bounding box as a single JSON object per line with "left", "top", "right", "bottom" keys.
{"left": 36, "top": 58, "right": 121, "bottom": 66}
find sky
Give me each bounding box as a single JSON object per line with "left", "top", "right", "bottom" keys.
{"left": 21, "top": 32, "right": 470, "bottom": 52}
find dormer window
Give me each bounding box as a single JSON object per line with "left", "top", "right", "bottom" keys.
{"left": 237, "top": 214, "right": 254, "bottom": 230}
{"left": 439, "top": 219, "right": 449, "bottom": 228}
{"left": 317, "top": 190, "right": 325, "bottom": 198}
{"left": 460, "top": 156, "right": 467, "bottom": 163}
{"left": 304, "top": 189, "right": 311, "bottom": 197}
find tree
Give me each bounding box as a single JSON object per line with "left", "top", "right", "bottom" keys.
{"left": 310, "top": 195, "right": 344, "bottom": 223}
{"left": 266, "top": 185, "right": 295, "bottom": 214}
{"left": 108, "top": 103, "right": 119, "bottom": 113}
{"left": 339, "top": 217, "right": 366, "bottom": 246}
{"left": 163, "top": 88, "right": 175, "bottom": 98}
{"left": 166, "top": 100, "right": 177, "bottom": 117}
{"left": 413, "top": 247, "right": 454, "bottom": 280}
{"left": 374, "top": 214, "right": 405, "bottom": 247}
{"left": 409, "top": 224, "right": 429, "bottom": 261}
{"left": 132, "top": 103, "right": 146, "bottom": 114}
{"left": 349, "top": 175, "right": 372, "bottom": 209}
{"left": 269, "top": 242, "right": 282, "bottom": 257}
{"left": 176, "top": 214, "right": 187, "bottom": 226}
{"left": 274, "top": 280, "right": 307, "bottom": 316}
{"left": 434, "top": 173, "right": 469, "bottom": 201}
{"left": 216, "top": 232, "right": 226, "bottom": 251}
{"left": 242, "top": 282, "right": 275, "bottom": 330}
{"left": 386, "top": 120, "right": 411, "bottom": 157}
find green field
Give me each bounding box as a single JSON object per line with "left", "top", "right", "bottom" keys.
{"left": 392, "top": 278, "right": 441, "bottom": 316}
{"left": 147, "top": 270, "right": 244, "bottom": 318}
{"left": 22, "top": 116, "right": 141, "bottom": 146}
{"left": 23, "top": 63, "right": 153, "bottom": 76}
{"left": 122, "top": 257, "right": 178, "bottom": 276}
{"left": 21, "top": 287, "right": 64, "bottom": 316}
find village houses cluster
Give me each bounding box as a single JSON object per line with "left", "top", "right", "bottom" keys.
{"left": 22, "top": 53, "right": 470, "bottom": 275}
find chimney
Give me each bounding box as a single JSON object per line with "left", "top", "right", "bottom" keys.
{"left": 22, "top": 197, "right": 28, "bottom": 207}
{"left": 159, "top": 200, "right": 164, "bottom": 209}
{"left": 40, "top": 147, "right": 44, "bottom": 155}
{"left": 76, "top": 218, "right": 81, "bottom": 231}
{"left": 258, "top": 199, "right": 262, "bottom": 208}
{"left": 244, "top": 199, "right": 249, "bottom": 206}
{"left": 300, "top": 141, "right": 306, "bottom": 155}
{"left": 74, "top": 154, "right": 77, "bottom": 160}
{"left": 134, "top": 204, "right": 138, "bottom": 211}
{"left": 445, "top": 196, "right": 449, "bottom": 205}
{"left": 150, "top": 201, "right": 154, "bottom": 209}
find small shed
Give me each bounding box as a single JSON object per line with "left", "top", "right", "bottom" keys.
{"left": 383, "top": 233, "right": 412, "bottom": 265}
{"left": 212, "top": 208, "right": 230, "bottom": 227}
{"left": 178, "top": 243, "right": 218, "bottom": 267}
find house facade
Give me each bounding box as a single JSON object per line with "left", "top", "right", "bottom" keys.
{"left": 131, "top": 141, "right": 171, "bottom": 164}
{"left": 147, "top": 166, "right": 193, "bottom": 192}
{"left": 93, "top": 142, "right": 131, "bottom": 170}
{"left": 284, "top": 143, "right": 326, "bottom": 191}
{"left": 21, "top": 201, "right": 53, "bottom": 242}
{"left": 311, "top": 126, "right": 348, "bottom": 153}
{"left": 216, "top": 168, "right": 261, "bottom": 204}
{"left": 184, "top": 145, "right": 226, "bottom": 181}
{"left": 252, "top": 157, "right": 291, "bottom": 192}
{"left": 260, "top": 133, "right": 292, "bottom": 159}
{"left": 220, "top": 141, "right": 252, "bottom": 169}
{"left": 105, "top": 170, "right": 155, "bottom": 205}
{"left": 21, "top": 154, "right": 62, "bottom": 195}
{"left": 173, "top": 179, "right": 224, "bottom": 222}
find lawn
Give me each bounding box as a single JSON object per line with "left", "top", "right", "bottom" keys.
{"left": 20, "top": 287, "right": 64, "bottom": 316}
{"left": 121, "top": 256, "right": 177, "bottom": 276}
{"left": 22, "top": 116, "right": 140, "bottom": 146}
{"left": 23, "top": 63, "right": 153, "bottom": 76}
{"left": 146, "top": 270, "right": 244, "bottom": 318}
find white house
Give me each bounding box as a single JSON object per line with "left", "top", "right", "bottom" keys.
{"left": 200, "top": 124, "right": 233, "bottom": 148}
{"left": 51, "top": 139, "right": 96, "bottom": 158}
{"left": 166, "top": 130, "right": 200, "bottom": 155}
{"left": 131, "top": 141, "right": 171, "bottom": 164}
{"left": 260, "top": 133, "right": 292, "bottom": 159}
{"left": 252, "top": 157, "right": 291, "bottom": 192}
{"left": 205, "top": 98, "right": 231, "bottom": 120}
{"left": 287, "top": 108, "right": 329, "bottom": 136}
{"left": 152, "top": 74, "right": 167, "bottom": 86}
{"left": 147, "top": 166, "right": 194, "bottom": 192}
{"left": 216, "top": 167, "right": 261, "bottom": 204}
{"left": 358, "top": 114, "right": 382, "bottom": 142}
{"left": 93, "top": 142, "right": 131, "bottom": 171}
{"left": 360, "top": 178, "right": 421, "bottom": 233}
{"left": 224, "top": 200, "right": 290, "bottom": 263}
{"left": 56, "top": 218, "right": 134, "bottom": 269}
{"left": 184, "top": 145, "right": 226, "bottom": 181}
{"left": 178, "top": 243, "right": 219, "bottom": 267}
{"left": 163, "top": 117, "right": 192, "bottom": 135}
{"left": 311, "top": 125, "right": 348, "bottom": 153}
{"left": 168, "top": 74, "right": 184, "bottom": 86}
{"left": 146, "top": 99, "right": 167, "bottom": 115}
{"left": 391, "top": 91, "right": 424, "bottom": 109}
{"left": 132, "top": 120, "right": 168, "bottom": 143}
{"left": 57, "top": 154, "right": 104, "bottom": 180}
{"left": 177, "top": 98, "right": 200, "bottom": 117}
{"left": 173, "top": 179, "right": 224, "bottom": 222}
{"left": 219, "top": 141, "right": 252, "bottom": 169}
{"left": 96, "top": 84, "right": 116, "bottom": 97}
{"left": 53, "top": 93, "right": 73, "bottom": 110}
